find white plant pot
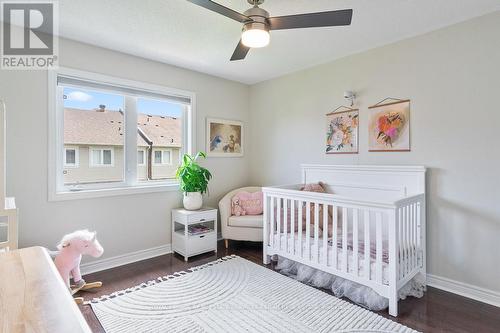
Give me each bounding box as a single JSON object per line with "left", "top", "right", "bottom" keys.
{"left": 183, "top": 192, "right": 203, "bottom": 210}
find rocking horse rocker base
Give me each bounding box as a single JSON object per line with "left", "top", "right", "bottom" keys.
{"left": 71, "top": 280, "right": 103, "bottom": 304}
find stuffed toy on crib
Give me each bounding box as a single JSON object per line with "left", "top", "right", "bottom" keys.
{"left": 53, "top": 230, "right": 104, "bottom": 303}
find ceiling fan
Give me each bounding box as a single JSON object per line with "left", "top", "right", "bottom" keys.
{"left": 187, "top": 0, "right": 353, "bottom": 61}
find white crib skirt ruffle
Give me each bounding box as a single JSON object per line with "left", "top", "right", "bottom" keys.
{"left": 275, "top": 256, "right": 426, "bottom": 311}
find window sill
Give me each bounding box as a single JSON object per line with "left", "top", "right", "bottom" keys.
{"left": 49, "top": 182, "right": 180, "bottom": 201}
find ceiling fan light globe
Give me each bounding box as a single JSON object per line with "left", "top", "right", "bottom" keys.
{"left": 242, "top": 28, "right": 270, "bottom": 48}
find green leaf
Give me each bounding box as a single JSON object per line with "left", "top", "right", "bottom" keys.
{"left": 176, "top": 151, "right": 211, "bottom": 194}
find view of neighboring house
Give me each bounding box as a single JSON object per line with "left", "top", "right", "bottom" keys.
{"left": 63, "top": 105, "right": 181, "bottom": 185}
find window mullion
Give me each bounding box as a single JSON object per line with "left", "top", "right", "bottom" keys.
{"left": 124, "top": 96, "right": 138, "bottom": 186}
{"left": 56, "top": 86, "right": 65, "bottom": 192}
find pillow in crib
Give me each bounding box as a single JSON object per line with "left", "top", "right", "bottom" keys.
{"left": 231, "top": 191, "right": 263, "bottom": 216}
{"left": 300, "top": 182, "right": 327, "bottom": 193}
{"left": 300, "top": 182, "right": 336, "bottom": 237}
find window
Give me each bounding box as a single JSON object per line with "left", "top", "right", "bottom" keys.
{"left": 137, "top": 150, "right": 145, "bottom": 166}
{"left": 64, "top": 148, "right": 78, "bottom": 167}
{"left": 90, "top": 148, "right": 114, "bottom": 167}
{"left": 154, "top": 150, "right": 162, "bottom": 164}
{"left": 153, "top": 149, "right": 172, "bottom": 165}
{"left": 49, "top": 68, "right": 194, "bottom": 200}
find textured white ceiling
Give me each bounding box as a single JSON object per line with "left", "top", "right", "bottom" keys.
{"left": 58, "top": 0, "right": 500, "bottom": 84}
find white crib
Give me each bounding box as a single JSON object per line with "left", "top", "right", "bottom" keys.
{"left": 262, "top": 164, "right": 426, "bottom": 317}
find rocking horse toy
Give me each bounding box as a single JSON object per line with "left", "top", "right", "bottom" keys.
{"left": 53, "top": 230, "right": 104, "bottom": 304}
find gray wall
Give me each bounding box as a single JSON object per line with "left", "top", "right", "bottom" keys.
{"left": 0, "top": 38, "right": 250, "bottom": 261}
{"left": 248, "top": 12, "right": 500, "bottom": 293}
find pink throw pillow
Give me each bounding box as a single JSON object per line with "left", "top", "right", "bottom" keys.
{"left": 300, "top": 182, "right": 327, "bottom": 193}
{"left": 231, "top": 191, "right": 263, "bottom": 216}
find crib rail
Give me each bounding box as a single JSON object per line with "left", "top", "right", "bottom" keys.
{"left": 262, "top": 187, "right": 425, "bottom": 299}
{"left": 395, "top": 195, "right": 425, "bottom": 288}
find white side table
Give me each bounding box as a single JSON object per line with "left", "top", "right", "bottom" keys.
{"left": 172, "top": 207, "right": 218, "bottom": 261}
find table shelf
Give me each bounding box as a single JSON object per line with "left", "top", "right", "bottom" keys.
{"left": 172, "top": 207, "right": 218, "bottom": 261}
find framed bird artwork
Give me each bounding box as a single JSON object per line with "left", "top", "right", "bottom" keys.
{"left": 206, "top": 118, "right": 244, "bottom": 157}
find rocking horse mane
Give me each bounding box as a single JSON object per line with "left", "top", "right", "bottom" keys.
{"left": 57, "top": 229, "right": 95, "bottom": 250}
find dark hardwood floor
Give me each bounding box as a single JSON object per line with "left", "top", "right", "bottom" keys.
{"left": 79, "top": 241, "right": 500, "bottom": 333}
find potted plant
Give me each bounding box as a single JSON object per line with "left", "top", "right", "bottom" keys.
{"left": 176, "top": 152, "right": 212, "bottom": 210}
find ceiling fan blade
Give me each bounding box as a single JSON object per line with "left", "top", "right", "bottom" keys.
{"left": 268, "top": 9, "right": 353, "bottom": 30}
{"left": 187, "top": 0, "right": 250, "bottom": 23}
{"left": 230, "top": 40, "right": 250, "bottom": 61}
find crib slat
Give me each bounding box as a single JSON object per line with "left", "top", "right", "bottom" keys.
{"left": 342, "top": 207, "right": 348, "bottom": 273}
{"left": 314, "top": 203, "right": 320, "bottom": 263}
{"left": 406, "top": 205, "right": 411, "bottom": 275}
{"left": 353, "top": 209, "right": 359, "bottom": 277}
{"left": 416, "top": 202, "right": 422, "bottom": 267}
{"left": 398, "top": 207, "right": 403, "bottom": 279}
{"left": 410, "top": 203, "right": 414, "bottom": 271}
{"left": 413, "top": 203, "right": 417, "bottom": 270}
{"left": 333, "top": 206, "right": 338, "bottom": 269}
{"left": 364, "top": 210, "right": 370, "bottom": 280}
{"left": 298, "top": 200, "right": 303, "bottom": 258}
{"left": 305, "top": 202, "right": 311, "bottom": 260}
{"left": 376, "top": 212, "right": 383, "bottom": 284}
{"left": 290, "top": 200, "right": 295, "bottom": 256}
{"left": 402, "top": 206, "right": 407, "bottom": 278}
{"left": 283, "top": 198, "right": 288, "bottom": 253}
{"left": 404, "top": 205, "right": 409, "bottom": 276}
{"left": 322, "top": 204, "right": 329, "bottom": 265}
{"left": 270, "top": 197, "right": 275, "bottom": 249}
{"left": 401, "top": 206, "right": 406, "bottom": 277}
{"left": 277, "top": 198, "right": 281, "bottom": 251}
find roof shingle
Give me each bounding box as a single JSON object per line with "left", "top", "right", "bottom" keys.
{"left": 64, "top": 108, "right": 181, "bottom": 148}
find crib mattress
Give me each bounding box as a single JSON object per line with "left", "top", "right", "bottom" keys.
{"left": 272, "top": 233, "right": 390, "bottom": 285}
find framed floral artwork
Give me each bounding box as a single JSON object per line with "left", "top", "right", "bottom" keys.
{"left": 326, "top": 109, "right": 359, "bottom": 154}
{"left": 206, "top": 118, "right": 243, "bottom": 157}
{"left": 368, "top": 99, "right": 410, "bottom": 152}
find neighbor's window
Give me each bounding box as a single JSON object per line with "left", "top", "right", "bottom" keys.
{"left": 52, "top": 69, "right": 193, "bottom": 197}
{"left": 153, "top": 149, "right": 172, "bottom": 165}
{"left": 154, "top": 150, "right": 162, "bottom": 164}
{"left": 137, "top": 150, "right": 145, "bottom": 166}
{"left": 64, "top": 148, "right": 78, "bottom": 167}
{"left": 90, "top": 148, "right": 114, "bottom": 167}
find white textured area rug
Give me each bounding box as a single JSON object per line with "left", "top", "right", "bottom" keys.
{"left": 91, "top": 255, "right": 417, "bottom": 333}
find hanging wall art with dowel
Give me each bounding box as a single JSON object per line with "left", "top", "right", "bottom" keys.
{"left": 326, "top": 106, "right": 359, "bottom": 154}
{"left": 368, "top": 98, "right": 411, "bottom": 152}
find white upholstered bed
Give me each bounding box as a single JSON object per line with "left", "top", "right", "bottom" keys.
{"left": 262, "top": 164, "right": 426, "bottom": 316}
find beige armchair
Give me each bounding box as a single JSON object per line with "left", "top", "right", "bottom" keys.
{"left": 219, "top": 186, "right": 263, "bottom": 248}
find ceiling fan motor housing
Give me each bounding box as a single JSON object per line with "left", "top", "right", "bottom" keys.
{"left": 243, "top": 6, "right": 270, "bottom": 33}
{"left": 247, "top": 0, "right": 265, "bottom": 5}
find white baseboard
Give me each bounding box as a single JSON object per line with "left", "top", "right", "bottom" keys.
{"left": 81, "top": 244, "right": 172, "bottom": 275}
{"left": 427, "top": 274, "right": 500, "bottom": 308}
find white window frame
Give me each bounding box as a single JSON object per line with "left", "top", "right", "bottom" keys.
{"left": 89, "top": 147, "right": 115, "bottom": 167}
{"left": 153, "top": 148, "right": 173, "bottom": 165}
{"left": 48, "top": 67, "right": 196, "bottom": 201}
{"left": 64, "top": 147, "right": 79, "bottom": 168}
{"left": 137, "top": 149, "right": 146, "bottom": 166}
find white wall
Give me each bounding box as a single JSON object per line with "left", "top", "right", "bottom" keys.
{"left": 0, "top": 38, "right": 250, "bottom": 261}
{"left": 248, "top": 12, "right": 500, "bottom": 293}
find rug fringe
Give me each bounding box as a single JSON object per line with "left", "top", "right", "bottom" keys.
{"left": 88, "top": 255, "right": 239, "bottom": 304}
